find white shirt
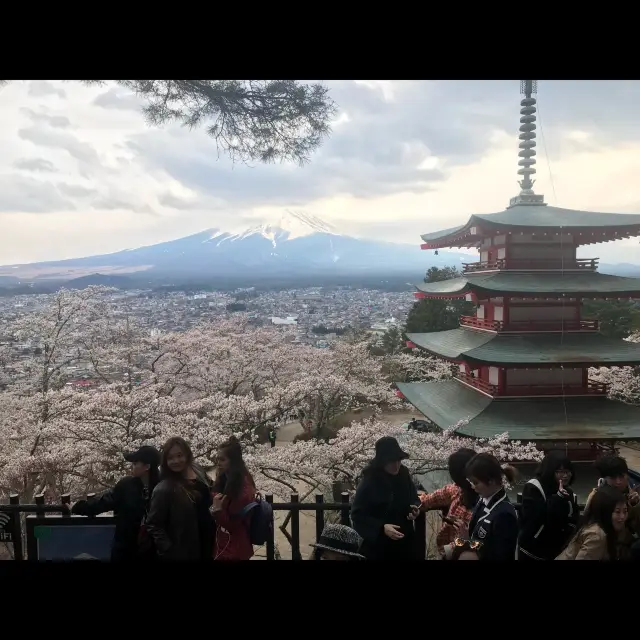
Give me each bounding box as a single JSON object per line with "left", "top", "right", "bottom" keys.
{"left": 482, "top": 489, "right": 501, "bottom": 506}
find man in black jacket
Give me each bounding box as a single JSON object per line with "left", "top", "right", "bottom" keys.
{"left": 71, "top": 446, "right": 160, "bottom": 561}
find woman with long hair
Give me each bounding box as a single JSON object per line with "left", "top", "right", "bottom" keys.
{"left": 146, "top": 436, "right": 214, "bottom": 561}
{"left": 450, "top": 452, "right": 519, "bottom": 561}
{"left": 350, "top": 436, "right": 421, "bottom": 561}
{"left": 71, "top": 446, "right": 160, "bottom": 561}
{"left": 556, "top": 485, "right": 628, "bottom": 560}
{"left": 518, "top": 451, "right": 579, "bottom": 561}
{"left": 211, "top": 436, "right": 257, "bottom": 561}
{"left": 417, "top": 448, "right": 478, "bottom": 559}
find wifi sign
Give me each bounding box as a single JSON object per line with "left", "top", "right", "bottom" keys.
{"left": 0, "top": 511, "right": 14, "bottom": 542}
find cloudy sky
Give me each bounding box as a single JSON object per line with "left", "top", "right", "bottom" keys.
{"left": 1, "top": 79, "right": 640, "bottom": 265}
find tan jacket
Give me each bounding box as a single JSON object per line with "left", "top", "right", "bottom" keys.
{"left": 584, "top": 486, "right": 640, "bottom": 559}
{"left": 555, "top": 523, "right": 609, "bottom": 560}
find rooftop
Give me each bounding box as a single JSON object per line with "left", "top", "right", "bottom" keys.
{"left": 420, "top": 205, "right": 640, "bottom": 247}
{"left": 415, "top": 271, "right": 640, "bottom": 298}
{"left": 396, "top": 380, "right": 640, "bottom": 441}
{"left": 406, "top": 329, "right": 640, "bottom": 366}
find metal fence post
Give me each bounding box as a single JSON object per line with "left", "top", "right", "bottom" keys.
{"left": 9, "top": 494, "right": 24, "bottom": 561}
{"left": 265, "top": 494, "right": 275, "bottom": 561}
{"left": 290, "top": 494, "right": 301, "bottom": 561}
{"left": 314, "top": 494, "right": 324, "bottom": 560}
{"left": 340, "top": 492, "right": 350, "bottom": 526}
{"left": 34, "top": 493, "right": 45, "bottom": 519}
{"left": 61, "top": 494, "right": 71, "bottom": 517}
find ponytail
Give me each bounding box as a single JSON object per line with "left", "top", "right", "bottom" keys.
{"left": 502, "top": 464, "right": 517, "bottom": 485}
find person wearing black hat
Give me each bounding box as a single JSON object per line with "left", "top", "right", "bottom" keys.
{"left": 71, "top": 445, "right": 160, "bottom": 561}
{"left": 310, "top": 524, "right": 366, "bottom": 560}
{"left": 350, "top": 436, "right": 421, "bottom": 560}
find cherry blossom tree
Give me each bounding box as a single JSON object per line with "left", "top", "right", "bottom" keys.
{"left": 590, "top": 331, "right": 640, "bottom": 406}
{"left": 0, "top": 290, "right": 540, "bottom": 508}
{"left": 383, "top": 351, "right": 454, "bottom": 384}
{"left": 249, "top": 415, "right": 542, "bottom": 500}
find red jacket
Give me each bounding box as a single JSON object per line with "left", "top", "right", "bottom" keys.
{"left": 213, "top": 474, "right": 256, "bottom": 561}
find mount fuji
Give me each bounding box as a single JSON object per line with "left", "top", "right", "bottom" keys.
{"left": 0, "top": 211, "right": 471, "bottom": 285}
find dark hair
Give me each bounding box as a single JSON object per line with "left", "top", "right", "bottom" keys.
{"left": 448, "top": 448, "right": 478, "bottom": 509}
{"left": 160, "top": 436, "right": 194, "bottom": 482}
{"left": 576, "top": 485, "right": 627, "bottom": 560}
{"left": 537, "top": 451, "right": 574, "bottom": 493}
{"left": 212, "top": 436, "right": 255, "bottom": 501}
{"left": 465, "top": 453, "right": 517, "bottom": 486}
{"left": 595, "top": 455, "right": 628, "bottom": 479}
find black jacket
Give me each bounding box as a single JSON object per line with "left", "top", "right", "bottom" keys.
{"left": 71, "top": 476, "right": 152, "bottom": 561}
{"left": 469, "top": 488, "right": 518, "bottom": 561}
{"left": 146, "top": 465, "right": 213, "bottom": 561}
{"left": 518, "top": 480, "right": 578, "bottom": 561}
{"left": 351, "top": 465, "right": 420, "bottom": 560}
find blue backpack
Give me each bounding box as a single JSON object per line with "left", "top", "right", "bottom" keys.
{"left": 236, "top": 494, "right": 274, "bottom": 546}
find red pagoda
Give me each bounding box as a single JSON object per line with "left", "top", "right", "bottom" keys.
{"left": 397, "top": 80, "right": 640, "bottom": 460}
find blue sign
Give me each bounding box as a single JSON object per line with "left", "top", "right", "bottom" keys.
{"left": 33, "top": 523, "right": 115, "bottom": 560}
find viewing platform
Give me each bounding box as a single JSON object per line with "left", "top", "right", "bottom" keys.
{"left": 459, "top": 316, "right": 599, "bottom": 333}
{"left": 455, "top": 372, "right": 608, "bottom": 398}
{"left": 462, "top": 257, "right": 599, "bottom": 274}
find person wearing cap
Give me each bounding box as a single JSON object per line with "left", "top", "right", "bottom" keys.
{"left": 350, "top": 436, "right": 421, "bottom": 561}
{"left": 310, "top": 523, "right": 366, "bottom": 560}
{"left": 71, "top": 445, "right": 160, "bottom": 561}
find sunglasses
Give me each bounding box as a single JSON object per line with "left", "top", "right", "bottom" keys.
{"left": 453, "top": 537, "right": 483, "bottom": 551}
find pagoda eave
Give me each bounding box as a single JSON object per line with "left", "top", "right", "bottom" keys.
{"left": 396, "top": 380, "right": 640, "bottom": 442}
{"left": 414, "top": 272, "right": 640, "bottom": 299}
{"left": 420, "top": 206, "right": 640, "bottom": 249}
{"left": 406, "top": 329, "right": 640, "bottom": 366}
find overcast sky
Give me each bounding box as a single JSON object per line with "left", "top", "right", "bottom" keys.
{"left": 1, "top": 79, "right": 639, "bottom": 265}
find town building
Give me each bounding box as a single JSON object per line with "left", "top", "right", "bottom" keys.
{"left": 397, "top": 80, "right": 640, "bottom": 460}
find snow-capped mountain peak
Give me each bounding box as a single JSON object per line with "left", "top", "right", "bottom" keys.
{"left": 204, "top": 210, "right": 338, "bottom": 249}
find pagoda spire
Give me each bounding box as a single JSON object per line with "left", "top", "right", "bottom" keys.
{"left": 508, "top": 80, "right": 546, "bottom": 208}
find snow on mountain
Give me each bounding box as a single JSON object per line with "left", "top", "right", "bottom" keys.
{"left": 0, "top": 210, "right": 471, "bottom": 281}
{"left": 204, "top": 210, "right": 338, "bottom": 249}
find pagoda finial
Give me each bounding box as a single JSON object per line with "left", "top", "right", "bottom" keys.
{"left": 508, "top": 80, "right": 546, "bottom": 208}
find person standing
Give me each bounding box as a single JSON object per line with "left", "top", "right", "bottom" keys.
{"left": 146, "top": 437, "right": 214, "bottom": 561}
{"left": 585, "top": 455, "right": 640, "bottom": 559}
{"left": 268, "top": 427, "right": 277, "bottom": 448}
{"left": 453, "top": 453, "right": 519, "bottom": 561}
{"left": 71, "top": 445, "right": 160, "bottom": 561}
{"left": 211, "top": 436, "right": 257, "bottom": 561}
{"left": 556, "top": 485, "right": 628, "bottom": 560}
{"left": 350, "top": 437, "right": 421, "bottom": 561}
{"left": 418, "top": 448, "right": 478, "bottom": 559}
{"left": 518, "top": 452, "right": 579, "bottom": 561}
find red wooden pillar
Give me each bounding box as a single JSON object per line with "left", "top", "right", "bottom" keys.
{"left": 498, "top": 368, "right": 506, "bottom": 395}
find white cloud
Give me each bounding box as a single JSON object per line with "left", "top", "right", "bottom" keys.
{"left": 0, "top": 79, "right": 639, "bottom": 265}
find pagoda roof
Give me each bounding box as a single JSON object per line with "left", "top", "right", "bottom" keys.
{"left": 406, "top": 329, "right": 640, "bottom": 366}
{"left": 396, "top": 380, "right": 640, "bottom": 441}
{"left": 415, "top": 271, "right": 640, "bottom": 298}
{"left": 420, "top": 205, "right": 640, "bottom": 248}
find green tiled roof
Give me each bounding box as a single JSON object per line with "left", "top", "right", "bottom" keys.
{"left": 396, "top": 380, "right": 640, "bottom": 441}
{"left": 406, "top": 329, "right": 640, "bottom": 365}
{"left": 415, "top": 271, "right": 640, "bottom": 296}
{"left": 420, "top": 205, "right": 640, "bottom": 242}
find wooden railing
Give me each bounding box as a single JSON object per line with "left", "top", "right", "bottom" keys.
{"left": 462, "top": 258, "right": 599, "bottom": 273}
{"left": 455, "top": 373, "right": 498, "bottom": 395}
{"left": 459, "top": 316, "right": 600, "bottom": 332}
{"left": 455, "top": 374, "right": 608, "bottom": 397}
